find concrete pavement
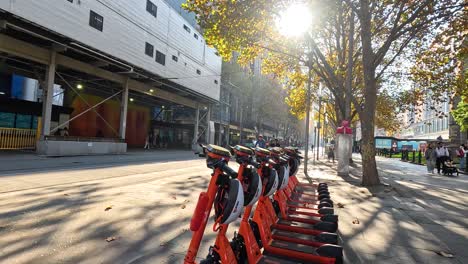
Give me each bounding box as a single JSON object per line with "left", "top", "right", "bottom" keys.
{"left": 0, "top": 150, "right": 217, "bottom": 264}
{"left": 304, "top": 154, "right": 468, "bottom": 264}
{"left": 0, "top": 150, "right": 467, "bottom": 263}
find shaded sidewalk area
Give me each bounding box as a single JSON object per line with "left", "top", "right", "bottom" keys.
{"left": 298, "top": 154, "right": 468, "bottom": 264}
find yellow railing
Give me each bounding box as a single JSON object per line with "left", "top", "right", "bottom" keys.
{"left": 0, "top": 127, "right": 37, "bottom": 150}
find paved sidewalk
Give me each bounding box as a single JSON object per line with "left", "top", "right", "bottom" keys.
{"left": 299, "top": 154, "right": 468, "bottom": 264}
{"left": 1, "top": 151, "right": 466, "bottom": 263}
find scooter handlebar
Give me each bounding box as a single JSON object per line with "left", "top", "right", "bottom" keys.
{"left": 219, "top": 162, "right": 238, "bottom": 179}
{"left": 248, "top": 159, "right": 261, "bottom": 169}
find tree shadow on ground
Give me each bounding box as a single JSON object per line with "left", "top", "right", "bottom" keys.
{"left": 0, "top": 162, "right": 220, "bottom": 264}
{"left": 304, "top": 156, "right": 468, "bottom": 264}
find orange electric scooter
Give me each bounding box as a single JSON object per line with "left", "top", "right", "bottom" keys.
{"left": 279, "top": 148, "right": 337, "bottom": 220}
{"left": 184, "top": 144, "right": 244, "bottom": 264}
{"left": 249, "top": 147, "right": 343, "bottom": 263}
{"left": 266, "top": 148, "right": 338, "bottom": 233}
{"left": 228, "top": 145, "right": 305, "bottom": 264}
{"left": 254, "top": 148, "right": 338, "bottom": 244}
{"left": 275, "top": 148, "right": 335, "bottom": 214}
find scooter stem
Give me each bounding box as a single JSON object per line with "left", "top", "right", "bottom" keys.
{"left": 184, "top": 170, "right": 221, "bottom": 264}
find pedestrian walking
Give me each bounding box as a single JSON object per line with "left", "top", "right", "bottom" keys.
{"left": 327, "top": 146, "right": 335, "bottom": 163}
{"left": 61, "top": 127, "right": 69, "bottom": 136}
{"left": 435, "top": 142, "right": 449, "bottom": 174}
{"left": 155, "top": 134, "right": 161, "bottom": 148}
{"left": 424, "top": 143, "right": 436, "bottom": 174}
{"left": 255, "top": 135, "right": 266, "bottom": 148}
{"left": 144, "top": 131, "right": 151, "bottom": 149}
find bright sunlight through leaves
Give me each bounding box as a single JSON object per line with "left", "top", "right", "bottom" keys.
{"left": 277, "top": 3, "right": 312, "bottom": 37}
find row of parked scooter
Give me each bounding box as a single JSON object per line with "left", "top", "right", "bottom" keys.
{"left": 184, "top": 144, "right": 342, "bottom": 264}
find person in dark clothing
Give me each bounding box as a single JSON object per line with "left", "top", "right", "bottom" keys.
{"left": 255, "top": 135, "right": 266, "bottom": 148}
{"left": 435, "top": 142, "right": 449, "bottom": 174}
{"left": 273, "top": 139, "right": 280, "bottom": 147}
{"left": 155, "top": 134, "right": 161, "bottom": 148}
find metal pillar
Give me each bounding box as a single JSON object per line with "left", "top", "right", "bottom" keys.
{"left": 193, "top": 104, "right": 200, "bottom": 148}
{"left": 205, "top": 105, "right": 211, "bottom": 144}
{"left": 119, "top": 79, "right": 129, "bottom": 139}
{"left": 40, "top": 50, "right": 56, "bottom": 137}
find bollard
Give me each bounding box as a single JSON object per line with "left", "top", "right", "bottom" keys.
{"left": 412, "top": 150, "right": 416, "bottom": 163}
{"left": 418, "top": 150, "right": 422, "bottom": 164}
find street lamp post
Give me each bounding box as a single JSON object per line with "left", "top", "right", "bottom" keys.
{"left": 316, "top": 94, "right": 322, "bottom": 161}
{"left": 303, "top": 56, "right": 313, "bottom": 174}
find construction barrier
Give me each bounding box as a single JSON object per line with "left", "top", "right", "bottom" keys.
{"left": 0, "top": 127, "right": 37, "bottom": 150}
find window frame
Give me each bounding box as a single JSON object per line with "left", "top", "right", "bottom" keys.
{"left": 146, "top": 0, "right": 158, "bottom": 18}
{"left": 89, "top": 10, "right": 104, "bottom": 32}
{"left": 183, "top": 24, "right": 191, "bottom": 33}
{"left": 145, "top": 42, "right": 154, "bottom": 57}
{"left": 156, "top": 50, "right": 166, "bottom": 66}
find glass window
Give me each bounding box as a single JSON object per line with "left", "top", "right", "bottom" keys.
{"left": 194, "top": 33, "right": 199, "bottom": 39}
{"left": 172, "top": 55, "right": 178, "bottom": 62}
{"left": 0, "top": 112, "right": 15, "bottom": 128}
{"left": 32, "top": 116, "right": 38, "bottom": 129}
{"left": 146, "top": 0, "right": 158, "bottom": 18}
{"left": 89, "top": 10, "right": 104, "bottom": 31}
{"left": 183, "top": 24, "right": 191, "bottom": 33}
{"left": 196, "top": 69, "right": 201, "bottom": 75}
{"left": 156, "top": 51, "right": 166, "bottom": 65}
{"left": 145, "top": 42, "right": 154, "bottom": 57}
{"left": 16, "top": 114, "right": 32, "bottom": 129}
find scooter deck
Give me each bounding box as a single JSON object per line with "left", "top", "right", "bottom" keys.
{"left": 277, "top": 219, "right": 318, "bottom": 229}
{"left": 259, "top": 253, "right": 305, "bottom": 264}
{"left": 272, "top": 229, "right": 336, "bottom": 245}
{"left": 269, "top": 240, "right": 318, "bottom": 255}
{"left": 288, "top": 201, "right": 322, "bottom": 209}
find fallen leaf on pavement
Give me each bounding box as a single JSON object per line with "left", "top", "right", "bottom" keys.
{"left": 184, "top": 199, "right": 190, "bottom": 203}
{"left": 171, "top": 195, "right": 177, "bottom": 200}
{"left": 352, "top": 218, "right": 360, "bottom": 224}
{"left": 105, "top": 205, "right": 113, "bottom": 211}
{"left": 436, "top": 251, "right": 454, "bottom": 258}
{"left": 64, "top": 194, "right": 69, "bottom": 196}
{"left": 337, "top": 203, "right": 345, "bottom": 208}
{"left": 360, "top": 190, "right": 366, "bottom": 194}
{"left": 180, "top": 204, "right": 186, "bottom": 209}
{"left": 106, "top": 236, "right": 117, "bottom": 242}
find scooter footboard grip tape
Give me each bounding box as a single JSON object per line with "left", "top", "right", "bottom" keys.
{"left": 190, "top": 192, "right": 209, "bottom": 231}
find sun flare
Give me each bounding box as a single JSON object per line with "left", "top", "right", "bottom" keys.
{"left": 277, "top": 3, "right": 312, "bottom": 37}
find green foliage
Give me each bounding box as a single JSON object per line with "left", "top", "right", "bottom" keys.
{"left": 452, "top": 96, "right": 468, "bottom": 131}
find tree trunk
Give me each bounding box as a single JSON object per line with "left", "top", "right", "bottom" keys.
{"left": 359, "top": 0, "right": 380, "bottom": 186}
